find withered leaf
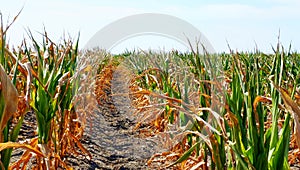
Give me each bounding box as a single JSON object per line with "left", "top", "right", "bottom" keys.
{"left": 0, "top": 64, "right": 18, "bottom": 131}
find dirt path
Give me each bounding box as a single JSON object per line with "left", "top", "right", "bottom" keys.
{"left": 68, "top": 65, "right": 162, "bottom": 169}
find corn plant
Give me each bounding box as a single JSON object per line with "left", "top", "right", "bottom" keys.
{"left": 124, "top": 50, "right": 222, "bottom": 169}
{"left": 123, "top": 43, "right": 299, "bottom": 169}
{"left": 0, "top": 13, "right": 43, "bottom": 170}
{"left": 19, "top": 31, "right": 91, "bottom": 169}
{"left": 125, "top": 51, "right": 193, "bottom": 130}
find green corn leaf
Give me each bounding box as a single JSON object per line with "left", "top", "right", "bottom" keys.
{"left": 273, "top": 84, "right": 300, "bottom": 148}
{"left": 10, "top": 115, "right": 24, "bottom": 142}
{"left": 229, "top": 141, "right": 251, "bottom": 170}
{"left": 166, "top": 142, "right": 200, "bottom": 168}
{"left": 268, "top": 113, "right": 290, "bottom": 170}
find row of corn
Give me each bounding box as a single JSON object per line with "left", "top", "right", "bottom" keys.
{"left": 0, "top": 14, "right": 91, "bottom": 169}
{"left": 121, "top": 44, "right": 300, "bottom": 169}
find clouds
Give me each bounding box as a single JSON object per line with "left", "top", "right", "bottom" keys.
{"left": 153, "top": 2, "right": 300, "bottom": 52}
{"left": 1, "top": 0, "right": 300, "bottom": 53}
{"left": 159, "top": 2, "right": 300, "bottom": 21}
{"left": 265, "top": 0, "right": 300, "bottom": 5}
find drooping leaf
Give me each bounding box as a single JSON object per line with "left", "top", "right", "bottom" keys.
{"left": 166, "top": 142, "right": 200, "bottom": 168}
{"left": 273, "top": 84, "right": 300, "bottom": 149}
{"left": 0, "top": 64, "right": 18, "bottom": 132}
{"left": 0, "top": 142, "right": 44, "bottom": 157}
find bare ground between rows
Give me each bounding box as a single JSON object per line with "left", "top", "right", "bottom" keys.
{"left": 11, "top": 65, "right": 163, "bottom": 170}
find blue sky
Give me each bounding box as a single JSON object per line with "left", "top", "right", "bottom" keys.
{"left": 2, "top": 0, "right": 300, "bottom": 53}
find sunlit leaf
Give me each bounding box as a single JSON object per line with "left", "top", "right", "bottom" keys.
{"left": 166, "top": 142, "right": 200, "bottom": 168}
{"left": 0, "top": 64, "right": 18, "bottom": 132}
{"left": 273, "top": 84, "right": 300, "bottom": 149}
{"left": 0, "top": 142, "right": 44, "bottom": 157}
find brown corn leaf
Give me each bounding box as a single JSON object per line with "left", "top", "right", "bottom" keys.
{"left": 69, "top": 133, "right": 92, "bottom": 159}
{"left": 273, "top": 84, "right": 300, "bottom": 149}
{"left": 0, "top": 64, "right": 18, "bottom": 132}
{"left": 9, "top": 137, "right": 39, "bottom": 169}
{"left": 295, "top": 93, "right": 300, "bottom": 106}
{"left": 253, "top": 96, "right": 272, "bottom": 128}
{"left": 253, "top": 96, "right": 272, "bottom": 114}
{"left": 0, "top": 142, "right": 44, "bottom": 157}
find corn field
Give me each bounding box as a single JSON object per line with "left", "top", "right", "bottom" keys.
{"left": 0, "top": 13, "right": 300, "bottom": 169}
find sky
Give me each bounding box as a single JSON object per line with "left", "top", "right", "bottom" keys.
{"left": 1, "top": 0, "right": 300, "bottom": 53}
